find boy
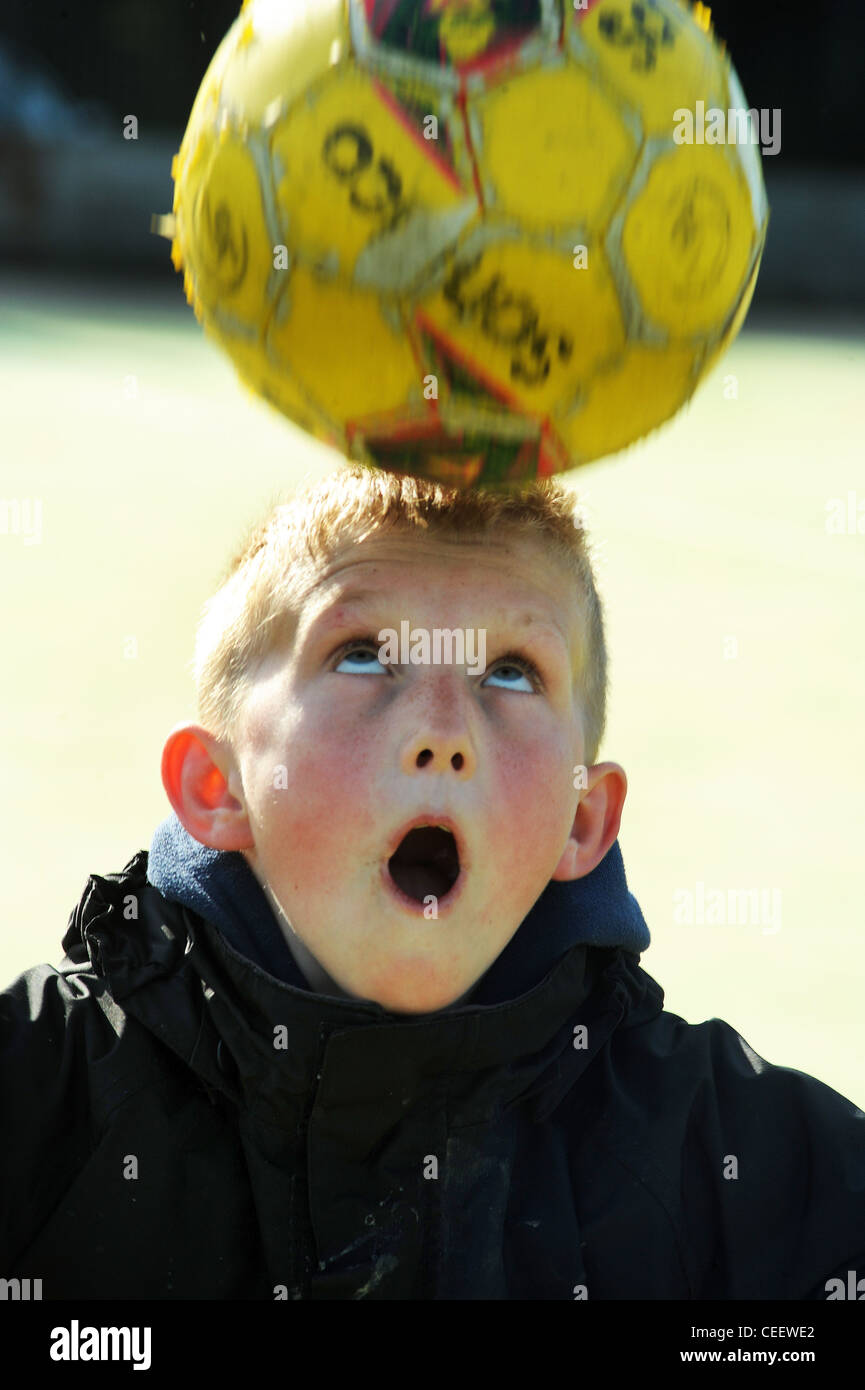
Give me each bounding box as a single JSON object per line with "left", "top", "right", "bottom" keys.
{"left": 2, "top": 464, "right": 863, "bottom": 1300}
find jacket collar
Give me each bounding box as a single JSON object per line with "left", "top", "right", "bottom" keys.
{"left": 64, "top": 847, "right": 663, "bottom": 1128}
{"left": 61, "top": 825, "right": 658, "bottom": 1126}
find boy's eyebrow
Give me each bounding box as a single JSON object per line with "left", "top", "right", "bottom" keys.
{"left": 300, "top": 586, "right": 576, "bottom": 672}
{"left": 298, "top": 589, "right": 388, "bottom": 646}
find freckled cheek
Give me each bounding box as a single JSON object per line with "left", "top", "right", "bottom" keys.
{"left": 248, "top": 720, "right": 378, "bottom": 872}
{"left": 488, "top": 740, "right": 572, "bottom": 859}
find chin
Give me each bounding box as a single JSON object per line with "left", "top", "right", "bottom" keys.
{"left": 361, "top": 967, "right": 472, "bottom": 1017}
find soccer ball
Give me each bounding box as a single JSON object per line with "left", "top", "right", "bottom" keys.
{"left": 159, "top": 0, "right": 768, "bottom": 490}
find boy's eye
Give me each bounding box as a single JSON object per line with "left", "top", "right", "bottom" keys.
{"left": 332, "top": 638, "right": 541, "bottom": 692}
{"left": 333, "top": 641, "right": 388, "bottom": 675}
{"left": 483, "top": 658, "right": 538, "bottom": 693}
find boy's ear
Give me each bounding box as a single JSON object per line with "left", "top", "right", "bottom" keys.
{"left": 550, "top": 761, "right": 627, "bottom": 883}
{"left": 160, "top": 723, "right": 255, "bottom": 852}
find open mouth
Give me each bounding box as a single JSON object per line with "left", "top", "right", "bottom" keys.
{"left": 387, "top": 825, "right": 462, "bottom": 905}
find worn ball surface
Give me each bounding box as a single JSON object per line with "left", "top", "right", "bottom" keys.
{"left": 166, "top": 0, "right": 768, "bottom": 489}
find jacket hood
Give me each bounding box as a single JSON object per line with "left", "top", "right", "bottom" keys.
{"left": 144, "top": 812, "right": 651, "bottom": 1007}
{"left": 59, "top": 823, "right": 662, "bottom": 1128}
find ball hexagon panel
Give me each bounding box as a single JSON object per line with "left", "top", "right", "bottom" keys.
{"left": 557, "top": 339, "right": 700, "bottom": 463}
{"left": 620, "top": 141, "right": 757, "bottom": 338}
{"left": 268, "top": 267, "right": 421, "bottom": 422}
{"left": 416, "top": 232, "right": 626, "bottom": 416}
{"left": 467, "top": 62, "right": 640, "bottom": 231}
{"left": 568, "top": 0, "right": 724, "bottom": 137}
{"left": 177, "top": 126, "right": 273, "bottom": 330}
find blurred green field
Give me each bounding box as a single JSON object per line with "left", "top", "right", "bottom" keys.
{"left": 1, "top": 271, "right": 863, "bottom": 1105}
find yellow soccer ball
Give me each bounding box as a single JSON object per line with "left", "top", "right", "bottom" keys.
{"left": 160, "top": 0, "right": 768, "bottom": 489}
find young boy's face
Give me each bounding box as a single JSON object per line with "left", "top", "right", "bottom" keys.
{"left": 165, "top": 526, "right": 626, "bottom": 1014}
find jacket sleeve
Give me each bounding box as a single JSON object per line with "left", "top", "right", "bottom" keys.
{"left": 683, "top": 1020, "right": 865, "bottom": 1300}
{"left": 0, "top": 956, "right": 119, "bottom": 1265}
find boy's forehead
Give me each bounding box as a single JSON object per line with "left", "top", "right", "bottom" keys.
{"left": 326, "top": 524, "right": 560, "bottom": 576}
{"left": 305, "top": 528, "right": 569, "bottom": 608}
{"left": 295, "top": 527, "right": 587, "bottom": 667}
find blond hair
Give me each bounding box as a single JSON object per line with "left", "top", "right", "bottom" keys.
{"left": 191, "top": 465, "right": 609, "bottom": 764}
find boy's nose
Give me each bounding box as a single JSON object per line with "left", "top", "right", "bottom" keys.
{"left": 396, "top": 668, "right": 479, "bottom": 777}
{"left": 403, "top": 740, "right": 475, "bottom": 775}
{"left": 398, "top": 713, "right": 477, "bottom": 778}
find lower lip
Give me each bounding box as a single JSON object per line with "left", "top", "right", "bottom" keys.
{"left": 380, "top": 862, "right": 466, "bottom": 916}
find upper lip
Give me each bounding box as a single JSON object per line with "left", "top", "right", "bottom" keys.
{"left": 385, "top": 814, "right": 468, "bottom": 873}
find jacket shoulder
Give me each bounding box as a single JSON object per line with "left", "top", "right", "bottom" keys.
{"left": 599, "top": 999, "right": 865, "bottom": 1298}
{"left": 0, "top": 929, "right": 169, "bottom": 1264}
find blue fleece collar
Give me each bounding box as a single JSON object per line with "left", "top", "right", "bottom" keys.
{"left": 146, "top": 813, "right": 649, "bottom": 1006}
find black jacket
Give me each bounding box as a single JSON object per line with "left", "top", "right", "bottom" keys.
{"left": 2, "top": 841, "right": 864, "bottom": 1299}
